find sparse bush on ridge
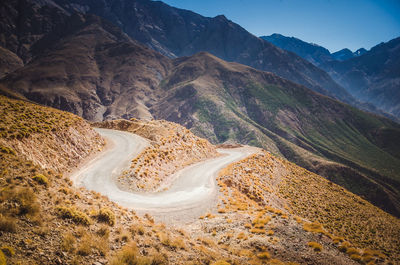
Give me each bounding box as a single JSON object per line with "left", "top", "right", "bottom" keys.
{"left": 0, "top": 95, "right": 80, "bottom": 140}
{"left": 0, "top": 246, "right": 15, "bottom": 257}
{"left": 61, "top": 232, "right": 76, "bottom": 253}
{"left": 77, "top": 234, "right": 93, "bottom": 256}
{"left": 1, "top": 187, "right": 40, "bottom": 217}
{"left": 0, "top": 250, "right": 6, "bottom": 265}
{"left": 110, "top": 244, "right": 138, "bottom": 265}
{"left": 56, "top": 206, "right": 92, "bottom": 225}
{"left": 307, "top": 242, "right": 323, "bottom": 252}
{"left": 211, "top": 260, "right": 231, "bottom": 265}
{"left": 257, "top": 251, "right": 271, "bottom": 259}
{"left": 0, "top": 215, "right": 17, "bottom": 232}
{"left": 97, "top": 208, "right": 116, "bottom": 226}
{"left": 32, "top": 174, "right": 48, "bottom": 186}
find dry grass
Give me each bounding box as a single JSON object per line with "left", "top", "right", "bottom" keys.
{"left": 0, "top": 187, "right": 40, "bottom": 217}
{"left": 32, "top": 174, "right": 48, "bottom": 186}
{"left": 77, "top": 234, "right": 93, "bottom": 256}
{"left": 110, "top": 243, "right": 168, "bottom": 265}
{"left": 56, "top": 206, "right": 92, "bottom": 225}
{"left": 61, "top": 232, "right": 76, "bottom": 253}
{"left": 0, "top": 95, "right": 81, "bottom": 140}
{"left": 211, "top": 260, "right": 231, "bottom": 265}
{"left": 217, "top": 150, "right": 400, "bottom": 263}
{"left": 0, "top": 250, "right": 6, "bottom": 265}
{"left": 0, "top": 215, "right": 17, "bottom": 233}
{"left": 307, "top": 242, "right": 323, "bottom": 252}
{"left": 97, "top": 208, "right": 116, "bottom": 226}
{"left": 257, "top": 251, "right": 271, "bottom": 259}
{"left": 0, "top": 246, "right": 14, "bottom": 257}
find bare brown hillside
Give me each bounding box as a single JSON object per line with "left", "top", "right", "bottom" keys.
{"left": 1, "top": 13, "right": 171, "bottom": 121}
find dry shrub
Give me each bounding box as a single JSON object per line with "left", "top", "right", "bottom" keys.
{"left": 0, "top": 246, "right": 14, "bottom": 257}
{"left": 257, "top": 251, "right": 271, "bottom": 259}
{"left": 61, "top": 232, "right": 76, "bottom": 253}
{"left": 2, "top": 187, "right": 40, "bottom": 217}
{"left": 0, "top": 250, "right": 6, "bottom": 265}
{"left": 32, "top": 174, "right": 48, "bottom": 186}
{"left": 303, "top": 222, "right": 325, "bottom": 234}
{"left": 94, "top": 235, "right": 109, "bottom": 256}
{"left": 56, "top": 206, "right": 91, "bottom": 225}
{"left": 77, "top": 234, "right": 93, "bottom": 256}
{"left": 0, "top": 215, "right": 17, "bottom": 232}
{"left": 350, "top": 254, "right": 362, "bottom": 262}
{"left": 97, "top": 208, "right": 115, "bottom": 226}
{"left": 211, "top": 260, "right": 231, "bottom": 265}
{"left": 97, "top": 225, "right": 110, "bottom": 238}
{"left": 111, "top": 243, "right": 138, "bottom": 265}
{"left": 307, "top": 242, "right": 323, "bottom": 252}
{"left": 171, "top": 237, "right": 186, "bottom": 250}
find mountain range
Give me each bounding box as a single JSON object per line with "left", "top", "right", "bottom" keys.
{"left": 0, "top": 0, "right": 355, "bottom": 104}
{"left": 1, "top": 0, "right": 400, "bottom": 264}
{"left": 260, "top": 34, "right": 366, "bottom": 67}
{"left": 262, "top": 33, "right": 400, "bottom": 120}
{"left": 0, "top": 0, "right": 399, "bottom": 218}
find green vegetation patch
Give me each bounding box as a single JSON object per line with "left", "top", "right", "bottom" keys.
{"left": 194, "top": 98, "right": 235, "bottom": 142}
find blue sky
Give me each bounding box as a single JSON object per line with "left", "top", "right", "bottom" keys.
{"left": 161, "top": 0, "right": 400, "bottom": 53}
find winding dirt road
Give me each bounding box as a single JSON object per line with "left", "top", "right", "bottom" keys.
{"left": 72, "top": 128, "right": 258, "bottom": 220}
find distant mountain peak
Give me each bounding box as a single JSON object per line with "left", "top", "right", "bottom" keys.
{"left": 260, "top": 34, "right": 332, "bottom": 67}
{"left": 355, "top": 48, "right": 367, "bottom": 56}
{"left": 332, "top": 48, "right": 356, "bottom": 61}
{"left": 214, "top": 14, "right": 228, "bottom": 20}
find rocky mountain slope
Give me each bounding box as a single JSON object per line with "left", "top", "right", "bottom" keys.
{"left": 332, "top": 48, "right": 367, "bottom": 61}
{"left": 260, "top": 34, "right": 334, "bottom": 67}
{"left": 2, "top": 13, "right": 400, "bottom": 218}
{"left": 1, "top": 13, "right": 172, "bottom": 121}
{"left": 0, "top": 0, "right": 69, "bottom": 62}
{"left": 0, "top": 0, "right": 353, "bottom": 104}
{"left": 261, "top": 34, "right": 400, "bottom": 119}
{"left": 326, "top": 37, "right": 400, "bottom": 119}
{"left": 261, "top": 34, "right": 367, "bottom": 67}
{"left": 152, "top": 51, "right": 400, "bottom": 217}
{"left": 1, "top": 94, "right": 399, "bottom": 265}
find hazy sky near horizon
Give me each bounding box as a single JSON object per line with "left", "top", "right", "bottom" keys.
{"left": 161, "top": 0, "right": 400, "bottom": 52}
